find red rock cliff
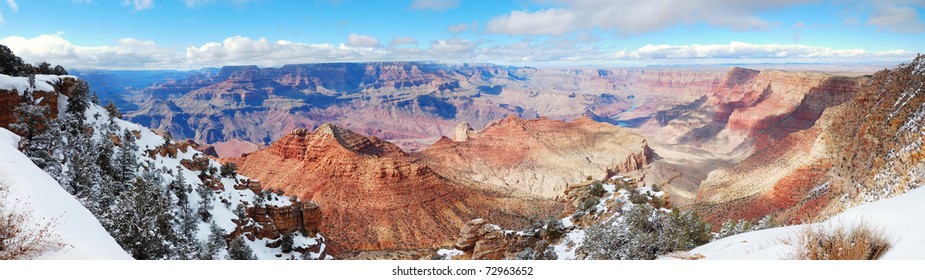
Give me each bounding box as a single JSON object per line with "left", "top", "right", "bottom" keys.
{"left": 235, "top": 123, "right": 558, "bottom": 253}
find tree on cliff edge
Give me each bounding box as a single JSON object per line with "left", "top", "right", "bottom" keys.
{"left": 0, "top": 44, "right": 25, "bottom": 76}
{"left": 11, "top": 94, "right": 63, "bottom": 182}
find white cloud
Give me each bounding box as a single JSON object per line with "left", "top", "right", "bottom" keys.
{"left": 184, "top": 36, "right": 396, "bottom": 66}
{"left": 612, "top": 41, "right": 913, "bottom": 63}
{"left": 430, "top": 38, "right": 475, "bottom": 53}
{"left": 0, "top": 34, "right": 914, "bottom": 70}
{"left": 122, "top": 0, "right": 153, "bottom": 11}
{"left": 346, "top": 33, "right": 379, "bottom": 48}
{"left": 867, "top": 3, "right": 924, "bottom": 33}
{"left": 0, "top": 34, "right": 180, "bottom": 69}
{"left": 488, "top": 0, "right": 812, "bottom": 36}
{"left": 447, "top": 23, "right": 469, "bottom": 33}
{"left": 488, "top": 9, "right": 577, "bottom": 36}
{"left": 388, "top": 36, "right": 418, "bottom": 47}
{"left": 409, "top": 0, "right": 458, "bottom": 11}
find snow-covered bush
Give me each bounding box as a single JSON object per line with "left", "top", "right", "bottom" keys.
{"left": 792, "top": 222, "right": 890, "bottom": 260}
{"left": 579, "top": 205, "right": 711, "bottom": 260}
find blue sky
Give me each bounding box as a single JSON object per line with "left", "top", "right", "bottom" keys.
{"left": 0, "top": 0, "right": 922, "bottom": 69}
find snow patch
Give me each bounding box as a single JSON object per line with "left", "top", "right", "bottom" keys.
{"left": 0, "top": 128, "right": 131, "bottom": 259}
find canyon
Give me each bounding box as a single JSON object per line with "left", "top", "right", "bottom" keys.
{"left": 85, "top": 60, "right": 922, "bottom": 257}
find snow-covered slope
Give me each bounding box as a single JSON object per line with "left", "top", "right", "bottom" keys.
{"left": 691, "top": 186, "right": 925, "bottom": 259}
{"left": 85, "top": 98, "right": 330, "bottom": 260}
{"left": 3, "top": 73, "right": 329, "bottom": 259}
{"left": 0, "top": 127, "right": 131, "bottom": 259}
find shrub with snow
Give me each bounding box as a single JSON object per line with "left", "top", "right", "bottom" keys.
{"left": 792, "top": 221, "right": 890, "bottom": 260}
{"left": 0, "top": 184, "right": 62, "bottom": 260}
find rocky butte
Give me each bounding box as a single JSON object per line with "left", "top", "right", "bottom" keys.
{"left": 419, "top": 115, "right": 655, "bottom": 199}
{"left": 233, "top": 123, "right": 559, "bottom": 254}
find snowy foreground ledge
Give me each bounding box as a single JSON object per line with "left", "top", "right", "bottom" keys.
{"left": 689, "top": 186, "right": 925, "bottom": 260}
{"left": 0, "top": 128, "right": 131, "bottom": 259}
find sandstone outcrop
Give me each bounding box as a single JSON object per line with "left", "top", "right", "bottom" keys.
{"left": 453, "top": 122, "right": 475, "bottom": 142}
{"left": 420, "top": 116, "right": 655, "bottom": 199}
{"left": 450, "top": 218, "right": 553, "bottom": 260}
{"left": 234, "top": 199, "right": 322, "bottom": 240}
{"left": 1, "top": 75, "right": 79, "bottom": 130}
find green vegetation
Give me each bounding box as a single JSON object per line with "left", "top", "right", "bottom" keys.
{"left": 580, "top": 205, "right": 711, "bottom": 260}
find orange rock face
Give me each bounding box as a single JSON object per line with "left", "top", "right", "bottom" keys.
{"left": 419, "top": 116, "right": 655, "bottom": 199}
{"left": 236, "top": 123, "right": 556, "bottom": 253}
{"left": 691, "top": 58, "right": 925, "bottom": 225}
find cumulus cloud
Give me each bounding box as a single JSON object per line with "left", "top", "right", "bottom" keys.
{"left": 430, "top": 38, "right": 475, "bottom": 53}
{"left": 0, "top": 34, "right": 180, "bottom": 69}
{"left": 488, "top": 9, "right": 577, "bottom": 36}
{"left": 123, "top": 0, "right": 153, "bottom": 11}
{"left": 0, "top": 34, "right": 915, "bottom": 69}
{"left": 346, "top": 33, "right": 380, "bottom": 48}
{"left": 409, "top": 0, "right": 459, "bottom": 11}
{"left": 488, "top": 0, "right": 812, "bottom": 36}
{"left": 184, "top": 36, "right": 398, "bottom": 66}
{"left": 388, "top": 36, "right": 418, "bottom": 47}
{"left": 612, "top": 41, "right": 913, "bottom": 63}
{"left": 867, "top": 3, "right": 924, "bottom": 33}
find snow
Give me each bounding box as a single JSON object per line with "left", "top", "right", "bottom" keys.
{"left": 552, "top": 229, "right": 586, "bottom": 260}
{"left": 435, "top": 249, "right": 464, "bottom": 260}
{"left": 0, "top": 128, "right": 131, "bottom": 260}
{"left": 0, "top": 74, "right": 72, "bottom": 93}
{"left": 81, "top": 100, "right": 329, "bottom": 259}
{"left": 560, "top": 216, "right": 574, "bottom": 228}
{"left": 0, "top": 74, "right": 30, "bottom": 93}
{"left": 691, "top": 186, "right": 925, "bottom": 259}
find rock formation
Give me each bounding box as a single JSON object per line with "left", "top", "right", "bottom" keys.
{"left": 453, "top": 122, "right": 475, "bottom": 142}
{"left": 420, "top": 116, "right": 655, "bottom": 199}
{"left": 0, "top": 75, "right": 79, "bottom": 129}
{"left": 691, "top": 56, "right": 925, "bottom": 225}
{"left": 113, "top": 63, "right": 725, "bottom": 156}
{"left": 234, "top": 123, "right": 559, "bottom": 253}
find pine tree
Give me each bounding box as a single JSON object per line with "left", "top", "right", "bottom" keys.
{"left": 36, "top": 62, "right": 51, "bottom": 75}
{"left": 280, "top": 232, "right": 294, "bottom": 253}
{"left": 169, "top": 166, "right": 199, "bottom": 260}
{"left": 64, "top": 80, "right": 90, "bottom": 134}
{"left": 11, "top": 94, "right": 63, "bottom": 182}
{"left": 227, "top": 236, "right": 257, "bottom": 260}
{"left": 198, "top": 221, "right": 226, "bottom": 260}
{"left": 0, "top": 44, "right": 25, "bottom": 76}
{"left": 112, "top": 129, "right": 139, "bottom": 196}
{"left": 51, "top": 65, "right": 68, "bottom": 76}
{"left": 196, "top": 183, "right": 214, "bottom": 222}
{"left": 94, "top": 121, "right": 118, "bottom": 211}
{"left": 104, "top": 101, "right": 122, "bottom": 119}
{"left": 110, "top": 169, "right": 175, "bottom": 260}
{"left": 65, "top": 128, "right": 100, "bottom": 198}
